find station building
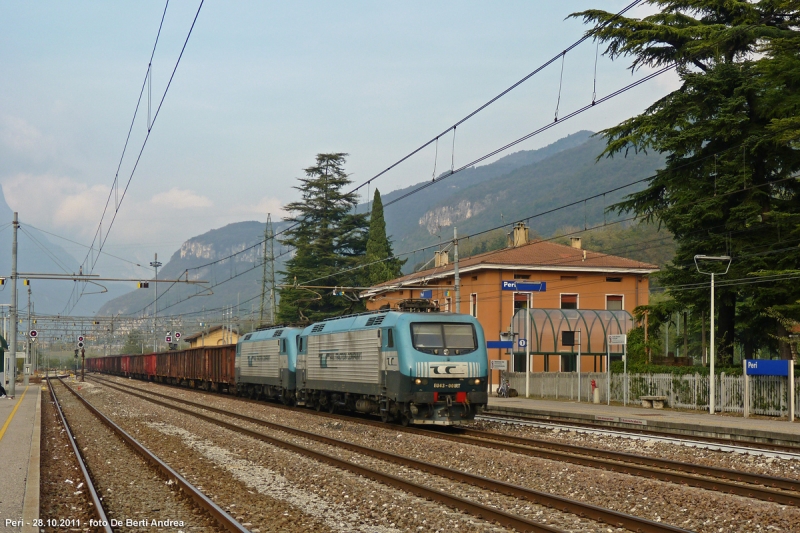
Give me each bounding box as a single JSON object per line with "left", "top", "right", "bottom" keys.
{"left": 361, "top": 224, "right": 658, "bottom": 381}
{"left": 183, "top": 325, "right": 239, "bottom": 348}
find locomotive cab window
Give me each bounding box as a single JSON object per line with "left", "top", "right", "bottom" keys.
{"left": 386, "top": 328, "right": 395, "bottom": 348}
{"left": 410, "top": 323, "right": 477, "bottom": 355}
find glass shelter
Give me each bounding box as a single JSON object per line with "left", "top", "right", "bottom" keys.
{"left": 511, "top": 309, "right": 634, "bottom": 372}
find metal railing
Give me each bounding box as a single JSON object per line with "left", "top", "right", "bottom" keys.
{"left": 505, "top": 372, "right": 800, "bottom": 418}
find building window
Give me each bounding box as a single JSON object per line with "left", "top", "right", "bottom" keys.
{"left": 514, "top": 293, "right": 529, "bottom": 311}
{"left": 470, "top": 293, "right": 478, "bottom": 317}
{"left": 606, "top": 295, "right": 623, "bottom": 311}
{"left": 472, "top": 275, "right": 478, "bottom": 281}
{"left": 606, "top": 277, "right": 622, "bottom": 282}
{"left": 560, "top": 294, "right": 578, "bottom": 309}
{"left": 561, "top": 275, "right": 578, "bottom": 281}
{"left": 444, "top": 297, "right": 452, "bottom": 312}
{"left": 514, "top": 274, "right": 531, "bottom": 280}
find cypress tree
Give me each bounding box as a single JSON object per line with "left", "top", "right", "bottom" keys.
{"left": 277, "top": 153, "right": 368, "bottom": 323}
{"left": 365, "top": 189, "right": 406, "bottom": 285}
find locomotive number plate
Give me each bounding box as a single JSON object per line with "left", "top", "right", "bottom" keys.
{"left": 433, "top": 382, "right": 461, "bottom": 389}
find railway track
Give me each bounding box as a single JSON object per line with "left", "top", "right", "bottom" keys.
{"left": 478, "top": 412, "right": 800, "bottom": 457}
{"left": 90, "top": 374, "right": 800, "bottom": 507}
{"left": 49, "top": 378, "right": 248, "bottom": 533}
{"left": 46, "top": 379, "right": 112, "bottom": 533}
{"left": 88, "top": 375, "right": 694, "bottom": 533}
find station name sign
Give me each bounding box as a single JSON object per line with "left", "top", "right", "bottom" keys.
{"left": 745, "top": 359, "right": 790, "bottom": 376}
{"left": 501, "top": 281, "right": 546, "bottom": 292}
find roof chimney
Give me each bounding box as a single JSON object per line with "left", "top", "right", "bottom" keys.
{"left": 570, "top": 237, "right": 582, "bottom": 250}
{"left": 434, "top": 250, "right": 449, "bottom": 267}
{"left": 509, "top": 222, "right": 529, "bottom": 248}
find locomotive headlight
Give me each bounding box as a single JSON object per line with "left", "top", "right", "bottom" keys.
{"left": 415, "top": 378, "right": 422, "bottom": 385}
{"left": 473, "top": 379, "right": 481, "bottom": 385}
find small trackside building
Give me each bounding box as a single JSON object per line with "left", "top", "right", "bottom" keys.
{"left": 361, "top": 225, "right": 658, "bottom": 384}
{"left": 183, "top": 325, "right": 240, "bottom": 348}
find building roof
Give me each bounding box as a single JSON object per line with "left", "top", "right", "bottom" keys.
{"left": 183, "top": 325, "right": 239, "bottom": 342}
{"left": 361, "top": 239, "right": 658, "bottom": 298}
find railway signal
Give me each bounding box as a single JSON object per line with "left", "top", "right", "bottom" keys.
{"left": 29, "top": 329, "right": 37, "bottom": 338}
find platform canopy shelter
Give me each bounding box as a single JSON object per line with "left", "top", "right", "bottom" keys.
{"left": 511, "top": 309, "right": 633, "bottom": 373}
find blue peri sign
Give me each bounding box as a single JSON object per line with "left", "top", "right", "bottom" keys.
{"left": 745, "top": 359, "right": 790, "bottom": 376}
{"left": 501, "top": 281, "right": 546, "bottom": 292}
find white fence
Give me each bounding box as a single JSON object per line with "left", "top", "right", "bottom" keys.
{"left": 505, "top": 372, "right": 800, "bottom": 418}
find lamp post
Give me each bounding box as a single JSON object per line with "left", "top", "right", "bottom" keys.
{"left": 150, "top": 253, "right": 162, "bottom": 353}
{"left": 694, "top": 254, "right": 732, "bottom": 415}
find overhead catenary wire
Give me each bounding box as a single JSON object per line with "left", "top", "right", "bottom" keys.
{"left": 82, "top": 0, "right": 171, "bottom": 271}
{"left": 24, "top": 224, "right": 145, "bottom": 269}
{"left": 67, "top": 0, "right": 205, "bottom": 314}
{"left": 134, "top": 130, "right": 782, "bottom": 315}
{"left": 159, "top": 1, "right": 647, "bottom": 278}
{"left": 131, "top": 150, "right": 800, "bottom": 320}
{"left": 383, "top": 64, "right": 676, "bottom": 209}
{"left": 173, "top": 59, "right": 676, "bottom": 286}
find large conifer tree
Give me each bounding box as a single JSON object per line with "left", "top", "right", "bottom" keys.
{"left": 277, "top": 153, "right": 368, "bottom": 323}
{"left": 574, "top": 1, "right": 800, "bottom": 363}
{"left": 365, "top": 189, "right": 406, "bottom": 285}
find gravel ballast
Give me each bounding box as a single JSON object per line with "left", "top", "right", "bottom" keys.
{"left": 90, "top": 375, "right": 800, "bottom": 533}
{"left": 52, "top": 379, "right": 229, "bottom": 532}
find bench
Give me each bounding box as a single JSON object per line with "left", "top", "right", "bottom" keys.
{"left": 640, "top": 395, "right": 668, "bottom": 409}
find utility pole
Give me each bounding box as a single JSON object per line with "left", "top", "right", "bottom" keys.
{"left": 259, "top": 214, "right": 276, "bottom": 325}
{"left": 150, "top": 253, "right": 162, "bottom": 352}
{"left": 9, "top": 213, "right": 18, "bottom": 397}
{"left": 24, "top": 285, "right": 31, "bottom": 386}
{"left": 453, "top": 227, "right": 461, "bottom": 313}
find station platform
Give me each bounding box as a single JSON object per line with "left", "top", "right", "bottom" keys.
{"left": 485, "top": 396, "right": 800, "bottom": 448}
{"left": 0, "top": 384, "right": 42, "bottom": 533}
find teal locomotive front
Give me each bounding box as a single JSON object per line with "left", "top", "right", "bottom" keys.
{"left": 296, "top": 311, "right": 488, "bottom": 425}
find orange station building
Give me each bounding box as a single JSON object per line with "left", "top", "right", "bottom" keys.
{"left": 361, "top": 224, "right": 658, "bottom": 382}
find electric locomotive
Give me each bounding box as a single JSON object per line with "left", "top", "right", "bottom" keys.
{"left": 295, "top": 310, "right": 488, "bottom": 425}
{"left": 236, "top": 326, "right": 301, "bottom": 404}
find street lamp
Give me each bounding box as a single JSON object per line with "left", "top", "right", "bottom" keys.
{"left": 694, "top": 254, "right": 732, "bottom": 415}
{"left": 150, "top": 253, "right": 162, "bottom": 353}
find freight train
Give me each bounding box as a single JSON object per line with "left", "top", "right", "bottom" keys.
{"left": 87, "top": 310, "right": 489, "bottom": 425}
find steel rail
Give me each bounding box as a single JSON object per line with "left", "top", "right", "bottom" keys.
{"left": 91, "top": 376, "right": 691, "bottom": 533}
{"left": 458, "top": 426, "right": 800, "bottom": 493}
{"left": 90, "top": 375, "right": 800, "bottom": 503}
{"left": 478, "top": 412, "right": 800, "bottom": 456}
{"left": 46, "top": 379, "right": 113, "bottom": 533}
{"left": 55, "top": 378, "right": 249, "bottom": 533}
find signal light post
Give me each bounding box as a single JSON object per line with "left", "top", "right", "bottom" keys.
{"left": 150, "top": 253, "right": 162, "bottom": 353}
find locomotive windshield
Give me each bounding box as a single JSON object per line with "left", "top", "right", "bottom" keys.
{"left": 410, "top": 323, "right": 477, "bottom": 355}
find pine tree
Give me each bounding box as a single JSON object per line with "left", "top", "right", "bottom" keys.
{"left": 573, "top": 2, "right": 800, "bottom": 363}
{"left": 277, "top": 153, "right": 369, "bottom": 323}
{"left": 365, "top": 189, "right": 406, "bottom": 285}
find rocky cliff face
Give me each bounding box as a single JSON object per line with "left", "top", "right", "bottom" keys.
{"left": 418, "top": 191, "right": 512, "bottom": 235}
{"left": 97, "top": 220, "right": 287, "bottom": 317}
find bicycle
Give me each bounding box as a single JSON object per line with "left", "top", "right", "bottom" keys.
{"left": 497, "top": 377, "right": 510, "bottom": 398}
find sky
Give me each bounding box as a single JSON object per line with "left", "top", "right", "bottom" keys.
{"left": 0, "top": 0, "right": 679, "bottom": 283}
